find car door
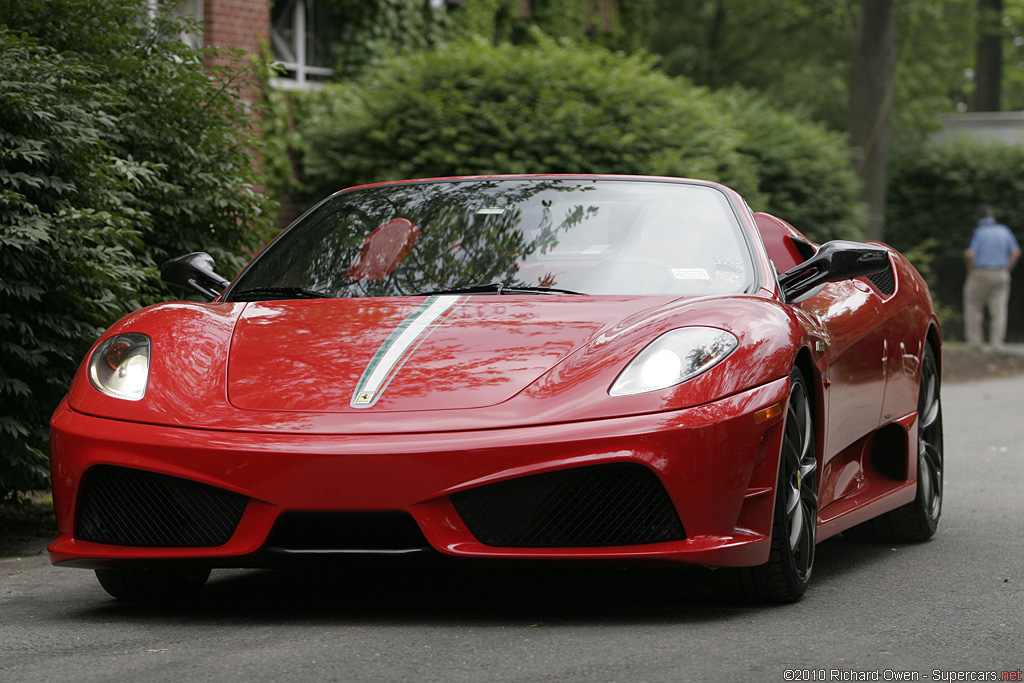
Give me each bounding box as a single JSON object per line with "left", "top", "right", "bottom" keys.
{"left": 799, "top": 278, "right": 887, "bottom": 509}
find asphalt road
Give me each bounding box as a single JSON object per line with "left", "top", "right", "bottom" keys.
{"left": 2, "top": 376, "right": 1022, "bottom": 682}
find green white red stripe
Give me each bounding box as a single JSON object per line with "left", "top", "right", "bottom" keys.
{"left": 350, "top": 295, "right": 463, "bottom": 408}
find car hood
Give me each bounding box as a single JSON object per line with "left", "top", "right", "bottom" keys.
{"left": 67, "top": 294, "right": 801, "bottom": 434}
{"left": 227, "top": 295, "right": 637, "bottom": 413}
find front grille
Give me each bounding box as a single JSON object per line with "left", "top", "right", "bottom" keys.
{"left": 866, "top": 263, "right": 896, "bottom": 295}
{"left": 266, "top": 511, "right": 429, "bottom": 551}
{"left": 76, "top": 465, "right": 248, "bottom": 547}
{"left": 451, "top": 463, "right": 685, "bottom": 547}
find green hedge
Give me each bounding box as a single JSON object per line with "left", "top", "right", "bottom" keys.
{"left": 294, "top": 38, "right": 862, "bottom": 244}
{"left": 719, "top": 89, "right": 863, "bottom": 242}
{"left": 0, "top": 0, "right": 274, "bottom": 501}
{"left": 0, "top": 30, "right": 149, "bottom": 497}
{"left": 887, "top": 137, "right": 1024, "bottom": 340}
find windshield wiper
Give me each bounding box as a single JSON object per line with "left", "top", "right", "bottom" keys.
{"left": 414, "top": 283, "right": 585, "bottom": 296}
{"left": 230, "top": 286, "right": 331, "bottom": 301}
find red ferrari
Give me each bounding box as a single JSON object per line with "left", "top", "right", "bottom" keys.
{"left": 49, "top": 175, "right": 943, "bottom": 603}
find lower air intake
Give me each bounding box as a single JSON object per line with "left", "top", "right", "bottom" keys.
{"left": 266, "top": 511, "right": 430, "bottom": 552}
{"left": 451, "top": 463, "right": 685, "bottom": 547}
{"left": 76, "top": 465, "right": 248, "bottom": 547}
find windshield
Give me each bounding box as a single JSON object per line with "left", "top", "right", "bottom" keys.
{"left": 226, "top": 178, "right": 755, "bottom": 300}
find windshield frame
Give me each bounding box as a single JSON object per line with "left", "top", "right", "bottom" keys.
{"left": 221, "top": 175, "right": 764, "bottom": 302}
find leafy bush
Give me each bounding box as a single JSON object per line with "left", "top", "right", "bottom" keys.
{"left": 4, "top": 0, "right": 274, "bottom": 279}
{"left": 887, "top": 137, "right": 1024, "bottom": 340}
{"left": 0, "top": 0, "right": 274, "bottom": 501}
{"left": 297, "top": 38, "right": 757, "bottom": 199}
{"left": 0, "top": 30, "right": 149, "bottom": 497}
{"left": 719, "top": 89, "right": 864, "bottom": 243}
{"left": 294, "top": 38, "right": 861, "bottom": 244}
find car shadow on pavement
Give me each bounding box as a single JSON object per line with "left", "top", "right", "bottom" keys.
{"left": 72, "top": 533, "right": 922, "bottom": 625}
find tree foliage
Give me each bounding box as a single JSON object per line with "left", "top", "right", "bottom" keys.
{"left": 720, "top": 89, "right": 864, "bottom": 241}
{"left": 313, "top": 0, "right": 656, "bottom": 79}
{"left": 0, "top": 0, "right": 274, "bottom": 501}
{"left": 293, "top": 38, "right": 861, "bottom": 243}
{"left": 648, "top": 1, "right": 985, "bottom": 143}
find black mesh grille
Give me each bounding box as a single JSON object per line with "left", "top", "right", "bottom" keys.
{"left": 451, "top": 463, "right": 685, "bottom": 547}
{"left": 76, "top": 465, "right": 247, "bottom": 547}
{"left": 266, "top": 511, "right": 429, "bottom": 551}
{"left": 866, "top": 264, "right": 896, "bottom": 295}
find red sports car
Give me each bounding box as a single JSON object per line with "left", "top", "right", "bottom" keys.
{"left": 49, "top": 175, "right": 943, "bottom": 603}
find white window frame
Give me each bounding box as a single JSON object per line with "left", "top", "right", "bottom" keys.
{"left": 271, "top": 0, "right": 334, "bottom": 90}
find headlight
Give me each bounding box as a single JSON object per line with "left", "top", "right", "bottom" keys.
{"left": 87, "top": 333, "right": 151, "bottom": 400}
{"left": 609, "top": 327, "right": 738, "bottom": 396}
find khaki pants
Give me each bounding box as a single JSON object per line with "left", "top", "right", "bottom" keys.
{"left": 963, "top": 267, "right": 1012, "bottom": 349}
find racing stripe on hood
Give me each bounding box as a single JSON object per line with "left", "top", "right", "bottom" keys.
{"left": 350, "top": 295, "right": 464, "bottom": 408}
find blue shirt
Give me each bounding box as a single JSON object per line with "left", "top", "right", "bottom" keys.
{"left": 969, "top": 218, "right": 1020, "bottom": 269}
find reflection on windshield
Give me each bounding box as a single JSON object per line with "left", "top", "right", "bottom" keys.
{"left": 228, "top": 178, "right": 753, "bottom": 299}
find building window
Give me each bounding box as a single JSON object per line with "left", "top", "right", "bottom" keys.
{"left": 271, "top": 0, "right": 335, "bottom": 89}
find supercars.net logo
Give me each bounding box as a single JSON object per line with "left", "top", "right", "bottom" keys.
{"left": 784, "top": 670, "right": 1023, "bottom": 682}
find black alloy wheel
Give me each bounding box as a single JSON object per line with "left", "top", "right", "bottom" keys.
{"left": 731, "top": 368, "right": 818, "bottom": 603}
{"left": 913, "top": 344, "right": 944, "bottom": 530}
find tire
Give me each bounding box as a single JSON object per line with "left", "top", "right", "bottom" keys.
{"left": 844, "top": 343, "right": 943, "bottom": 542}
{"left": 729, "top": 368, "right": 818, "bottom": 603}
{"left": 94, "top": 568, "right": 210, "bottom": 602}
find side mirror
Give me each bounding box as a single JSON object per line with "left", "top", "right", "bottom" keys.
{"left": 778, "top": 240, "right": 889, "bottom": 302}
{"left": 160, "top": 252, "right": 231, "bottom": 301}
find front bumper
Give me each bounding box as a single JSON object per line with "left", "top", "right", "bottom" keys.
{"left": 49, "top": 376, "right": 790, "bottom": 569}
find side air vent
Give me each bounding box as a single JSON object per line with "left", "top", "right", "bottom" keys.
{"left": 866, "top": 263, "right": 896, "bottom": 295}
{"left": 76, "top": 465, "right": 247, "bottom": 547}
{"left": 451, "top": 463, "right": 685, "bottom": 547}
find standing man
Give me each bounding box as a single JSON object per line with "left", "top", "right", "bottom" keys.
{"left": 964, "top": 204, "right": 1021, "bottom": 350}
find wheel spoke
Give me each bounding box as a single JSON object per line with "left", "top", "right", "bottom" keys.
{"left": 800, "top": 400, "right": 813, "bottom": 460}
{"left": 923, "top": 442, "right": 942, "bottom": 480}
{"left": 797, "top": 500, "right": 815, "bottom": 570}
{"left": 920, "top": 394, "right": 940, "bottom": 431}
{"left": 785, "top": 470, "right": 801, "bottom": 516}
{"left": 919, "top": 368, "right": 936, "bottom": 411}
{"left": 788, "top": 384, "right": 812, "bottom": 461}
{"left": 800, "top": 457, "right": 817, "bottom": 481}
{"left": 788, "top": 500, "right": 804, "bottom": 549}
{"left": 922, "top": 442, "right": 942, "bottom": 514}
{"left": 918, "top": 455, "right": 932, "bottom": 502}
{"left": 919, "top": 360, "right": 940, "bottom": 430}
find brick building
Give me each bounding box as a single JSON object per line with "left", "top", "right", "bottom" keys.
{"left": 165, "top": 0, "right": 269, "bottom": 103}
{"left": 202, "top": 0, "right": 269, "bottom": 69}
{"left": 179, "top": 0, "right": 332, "bottom": 92}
